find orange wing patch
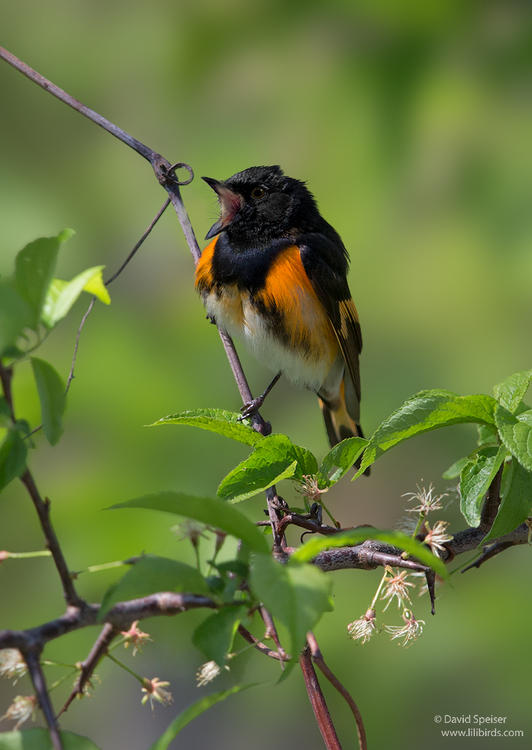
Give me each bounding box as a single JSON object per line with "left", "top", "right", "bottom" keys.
{"left": 195, "top": 237, "right": 218, "bottom": 292}
{"left": 257, "top": 246, "right": 337, "bottom": 356}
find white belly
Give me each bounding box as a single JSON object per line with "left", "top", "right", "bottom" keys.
{"left": 204, "top": 289, "right": 335, "bottom": 392}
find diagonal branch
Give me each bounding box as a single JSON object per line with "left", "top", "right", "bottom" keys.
{"left": 24, "top": 648, "right": 63, "bottom": 750}
{"left": 299, "top": 645, "right": 342, "bottom": 750}
{"left": 307, "top": 632, "right": 367, "bottom": 750}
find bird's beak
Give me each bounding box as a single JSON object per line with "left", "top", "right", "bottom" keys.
{"left": 202, "top": 176, "right": 243, "bottom": 239}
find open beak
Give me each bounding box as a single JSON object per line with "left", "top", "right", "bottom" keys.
{"left": 202, "top": 176, "right": 243, "bottom": 239}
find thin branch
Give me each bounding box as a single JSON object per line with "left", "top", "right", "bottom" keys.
{"left": 19, "top": 470, "right": 84, "bottom": 608}
{"left": 237, "top": 625, "right": 289, "bottom": 662}
{"left": 307, "top": 632, "right": 367, "bottom": 750}
{"left": 24, "top": 648, "right": 63, "bottom": 750}
{"left": 299, "top": 645, "right": 342, "bottom": 750}
{"left": 460, "top": 540, "right": 515, "bottom": 573}
{"left": 59, "top": 623, "right": 119, "bottom": 717}
{"left": 259, "top": 606, "right": 288, "bottom": 664}
{"left": 479, "top": 464, "right": 503, "bottom": 534}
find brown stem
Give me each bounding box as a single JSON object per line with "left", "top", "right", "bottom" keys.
{"left": 479, "top": 464, "right": 504, "bottom": 534}
{"left": 307, "top": 633, "right": 367, "bottom": 750}
{"left": 19, "top": 470, "right": 84, "bottom": 608}
{"left": 24, "top": 648, "right": 63, "bottom": 750}
{"left": 259, "top": 606, "right": 288, "bottom": 663}
{"left": 300, "top": 645, "right": 342, "bottom": 749}
{"left": 59, "top": 623, "right": 119, "bottom": 716}
{"left": 237, "top": 625, "right": 289, "bottom": 662}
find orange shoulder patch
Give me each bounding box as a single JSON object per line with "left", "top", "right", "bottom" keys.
{"left": 195, "top": 237, "right": 218, "bottom": 292}
{"left": 258, "top": 245, "right": 336, "bottom": 352}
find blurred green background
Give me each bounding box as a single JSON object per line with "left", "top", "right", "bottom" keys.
{"left": 1, "top": 0, "right": 531, "bottom": 747}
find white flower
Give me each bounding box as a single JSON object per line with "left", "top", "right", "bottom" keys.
{"left": 195, "top": 660, "right": 227, "bottom": 687}
{"left": 172, "top": 521, "right": 207, "bottom": 548}
{"left": 141, "top": 677, "right": 173, "bottom": 709}
{"left": 120, "top": 621, "right": 152, "bottom": 656}
{"left": 1, "top": 695, "right": 37, "bottom": 729}
{"left": 297, "top": 475, "right": 328, "bottom": 503}
{"left": 423, "top": 520, "right": 452, "bottom": 557}
{"left": 0, "top": 649, "right": 27, "bottom": 684}
{"left": 403, "top": 484, "right": 446, "bottom": 516}
{"left": 347, "top": 609, "right": 377, "bottom": 644}
{"left": 381, "top": 570, "right": 415, "bottom": 611}
{"left": 385, "top": 610, "right": 425, "bottom": 647}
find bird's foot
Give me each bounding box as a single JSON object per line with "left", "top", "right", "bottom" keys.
{"left": 239, "top": 395, "right": 265, "bottom": 420}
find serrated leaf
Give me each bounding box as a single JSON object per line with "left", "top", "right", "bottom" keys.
{"left": 493, "top": 369, "right": 532, "bottom": 414}
{"left": 42, "top": 266, "right": 109, "bottom": 328}
{"left": 109, "top": 492, "right": 268, "bottom": 553}
{"left": 100, "top": 555, "right": 210, "bottom": 617}
{"left": 355, "top": 390, "right": 497, "bottom": 477}
{"left": 147, "top": 685, "right": 257, "bottom": 750}
{"left": 30, "top": 357, "right": 66, "bottom": 445}
{"left": 218, "top": 457, "right": 297, "bottom": 504}
{"left": 482, "top": 459, "right": 532, "bottom": 542}
{"left": 0, "top": 728, "right": 100, "bottom": 750}
{"left": 192, "top": 604, "right": 246, "bottom": 665}
{"left": 318, "top": 437, "right": 367, "bottom": 486}
{"left": 442, "top": 456, "right": 469, "bottom": 480}
{"left": 14, "top": 234, "right": 66, "bottom": 327}
{"left": 477, "top": 423, "right": 499, "bottom": 448}
{"left": 250, "top": 554, "right": 332, "bottom": 659}
{"left": 459, "top": 446, "right": 506, "bottom": 526}
{"left": 289, "top": 527, "right": 448, "bottom": 578}
{"left": 495, "top": 404, "right": 532, "bottom": 471}
{"left": 0, "top": 282, "right": 33, "bottom": 356}
{"left": 149, "top": 408, "right": 264, "bottom": 446}
{"left": 0, "top": 429, "right": 27, "bottom": 492}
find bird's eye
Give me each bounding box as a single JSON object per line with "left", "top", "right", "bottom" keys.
{"left": 251, "top": 186, "right": 266, "bottom": 200}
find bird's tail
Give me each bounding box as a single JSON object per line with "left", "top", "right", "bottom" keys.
{"left": 318, "top": 381, "right": 369, "bottom": 474}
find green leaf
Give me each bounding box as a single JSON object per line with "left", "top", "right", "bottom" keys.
{"left": 318, "top": 437, "right": 367, "bottom": 486}
{"left": 442, "top": 456, "right": 469, "bottom": 480}
{"left": 250, "top": 554, "right": 333, "bottom": 658}
{"left": 477, "top": 423, "right": 499, "bottom": 448}
{"left": 0, "top": 429, "right": 27, "bottom": 492}
{"left": 289, "top": 527, "right": 448, "bottom": 578}
{"left": 147, "top": 685, "right": 257, "bottom": 750}
{"left": 482, "top": 459, "right": 532, "bottom": 542}
{"left": 0, "top": 283, "right": 33, "bottom": 356}
{"left": 218, "top": 457, "right": 297, "bottom": 504}
{"left": 41, "top": 266, "right": 110, "bottom": 328}
{"left": 217, "top": 433, "right": 316, "bottom": 503}
{"left": 0, "top": 728, "right": 101, "bottom": 750}
{"left": 100, "top": 555, "right": 210, "bottom": 617}
{"left": 493, "top": 369, "right": 532, "bottom": 414}
{"left": 14, "top": 234, "right": 69, "bottom": 327}
{"left": 109, "top": 492, "right": 269, "bottom": 553}
{"left": 149, "top": 408, "right": 264, "bottom": 446}
{"left": 30, "top": 357, "right": 66, "bottom": 445}
{"left": 459, "top": 446, "right": 507, "bottom": 526}
{"left": 495, "top": 404, "right": 532, "bottom": 471}
{"left": 192, "top": 604, "right": 246, "bottom": 665}
{"left": 355, "top": 390, "right": 497, "bottom": 477}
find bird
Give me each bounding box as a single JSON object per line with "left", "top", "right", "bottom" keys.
{"left": 195, "top": 164, "right": 366, "bottom": 452}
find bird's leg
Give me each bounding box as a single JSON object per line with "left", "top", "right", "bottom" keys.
{"left": 239, "top": 372, "right": 282, "bottom": 420}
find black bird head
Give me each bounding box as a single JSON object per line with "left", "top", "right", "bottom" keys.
{"left": 202, "top": 165, "right": 321, "bottom": 245}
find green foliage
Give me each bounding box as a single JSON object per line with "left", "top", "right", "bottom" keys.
{"left": 192, "top": 604, "right": 247, "bottom": 665}
{"left": 42, "top": 266, "right": 109, "bottom": 328}
{"left": 147, "top": 685, "right": 257, "bottom": 750}
{"left": 110, "top": 491, "right": 269, "bottom": 553}
{"left": 483, "top": 459, "right": 532, "bottom": 543}
{"left": 289, "top": 528, "right": 448, "bottom": 578}
{"left": 355, "top": 390, "right": 497, "bottom": 477}
{"left": 100, "top": 555, "right": 210, "bottom": 617}
{"left": 318, "top": 436, "right": 367, "bottom": 487}
{"left": 0, "top": 729, "right": 101, "bottom": 749}
{"left": 494, "top": 404, "right": 532, "bottom": 472}
{"left": 250, "top": 554, "right": 333, "bottom": 661}
{"left": 493, "top": 370, "right": 532, "bottom": 414}
{"left": 0, "top": 428, "right": 27, "bottom": 492}
{"left": 149, "top": 408, "right": 263, "bottom": 446}
{"left": 30, "top": 358, "right": 66, "bottom": 445}
{"left": 459, "top": 446, "right": 507, "bottom": 526}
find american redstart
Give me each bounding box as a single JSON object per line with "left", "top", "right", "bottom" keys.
{"left": 195, "top": 165, "right": 367, "bottom": 454}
